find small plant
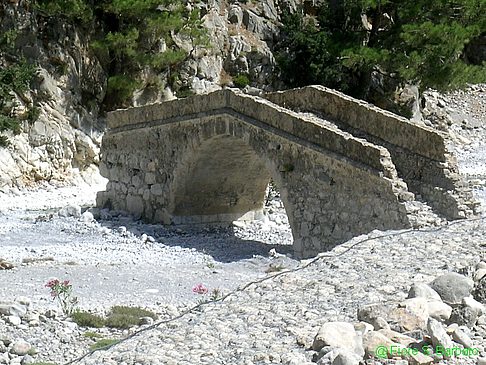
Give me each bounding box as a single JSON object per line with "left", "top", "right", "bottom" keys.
{"left": 24, "top": 106, "right": 40, "bottom": 123}
{"left": 192, "top": 284, "right": 223, "bottom": 305}
{"left": 233, "top": 74, "right": 250, "bottom": 88}
{"left": 45, "top": 279, "right": 78, "bottom": 316}
{"left": 89, "top": 338, "right": 119, "bottom": 351}
{"left": 83, "top": 331, "right": 103, "bottom": 339}
{"left": 72, "top": 306, "right": 157, "bottom": 329}
{"left": 175, "top": 86, "right": 195, "bottom": 99}
{"left": 110, "top": 305, "right": 157, "bottom": 319}
{"left": 0, "top": 29, "right": 19, "bottom": 51}
{"left": 202, "top": 254, "right": 216, "bottom": 270}
{"left": 209, "top": 288, "right": 222, "bottom": 301}
{"left": 105, "top": 306, "right": 157, "bottom": 329}
{"left": 104, "top": 314, "right": 139, "bottom": 329}
{"left": 71, "top": 310, "right": 105, "bottom": 328}
{"left": 280, "top": 163, "right": 294, "bottom": 172}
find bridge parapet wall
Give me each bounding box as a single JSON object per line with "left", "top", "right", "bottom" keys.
{"left": 266, "top": 86, "right": 447, "bottom": 161}
{"left": 107, "top": 89, "right": 398, "bottom": 178}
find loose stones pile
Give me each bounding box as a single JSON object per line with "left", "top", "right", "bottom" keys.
{"left": 313, "top": 266, "right": 486, "bottom": 365}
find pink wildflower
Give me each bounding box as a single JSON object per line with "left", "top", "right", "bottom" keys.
{"left": 45, "top": 279, "right": 59, "bottom": 288}
{"left": 192, "top": 283, "right": 208, "bottom": 295}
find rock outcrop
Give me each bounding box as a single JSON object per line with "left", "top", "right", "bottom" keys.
{"left": 0, "top": 0, "right": 297, "bottom": 188}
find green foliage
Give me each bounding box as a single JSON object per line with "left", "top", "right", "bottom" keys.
{"left": 71, "top": 311, "right": 105, "bottom": 328}
{"left": 35, "top": 0, "right": 93, "bottom": 23}
{"left": 0, "top": 61, "right": 37, "bottom": 147}
{"left": 110, "top": 305, "right": 157, "bottom": 319}
{"left": 71, "top": 306, "right": 156, "bottom": 329}
{"left": 104, "top": 314, "right": 140, "bottom": 329}
{"left": 32, "top": 0, "right": 207, "bottom": 109}
{"left": 83, "top": 331, "right": 103, "bottom": 339}
{"left": 89, "top": 338, "right": 119, "bottom": 351}
{"left": 89, "top": 0, "right": 206, "bottom": 108}
{"left": 105, "top": 305, "right": 157, "bottom": 329}
{"left": 0, "top": 61, "right": 36, "bottom": 96}
{"left": 281, "top": 163, "right": 294, "bottom": 173}
{"left": 233, "top": 74, "right": 250, "bottom": 88}
{"left": 175, "top": 86, "right": 195, "bottom": 98}
{"left": 277, "top": 0, "right": 486, "bottom": 101}
{"left": 0, "top": 29, "right": 19, "bottom": 52}
{"left": 0, "top": 115, "right": 21, "bottom": 134}
{"left": 106, "top": 75, "right": 140, "bottom": 107}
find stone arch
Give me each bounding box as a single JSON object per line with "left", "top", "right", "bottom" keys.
{"left": 165, "top": 123, "right": 297, "bottom": 244}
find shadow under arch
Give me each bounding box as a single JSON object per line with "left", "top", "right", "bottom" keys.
{"left": 167, "top": 133, "right": 297, "bottom": 246}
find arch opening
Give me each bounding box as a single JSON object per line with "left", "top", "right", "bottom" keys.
{"left": 172, "top": 135, "right": 271, "bottom": 222}
{"left": 169, "top": 135, "right": 294, "bottom": 247}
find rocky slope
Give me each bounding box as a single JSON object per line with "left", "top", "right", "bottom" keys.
{"left": 0, "top": 0, "right": 300, "bottom": 189}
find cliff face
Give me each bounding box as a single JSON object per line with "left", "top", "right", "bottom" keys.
{"left": 0, "top": 2, "right": 106, "bottom": 187}
{"left": 0, "top": 0, "right": 298, "bottom": 188}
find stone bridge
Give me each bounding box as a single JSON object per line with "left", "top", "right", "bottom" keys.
{"left": 97, "top": 86, "right": 477, "bottom": 258}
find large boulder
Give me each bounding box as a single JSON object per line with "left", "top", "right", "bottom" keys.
{"left": 430, "top": 273, "right": 474, "bottom": 305}
{"left": 313, "top": 321, "right": 364, "bottom": 359}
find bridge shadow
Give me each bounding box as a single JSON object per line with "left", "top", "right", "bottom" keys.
{"left": 96, "top": 214, "right": 294, "bottom": 263}
{"left": 155, "top": 226, "right": 295, "bottom": 263}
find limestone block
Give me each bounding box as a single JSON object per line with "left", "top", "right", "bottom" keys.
{"left": 145, "top": 172, "right": 156, "bottom": 185}
{"left": 126, "top": 194, "right": 144, "bottom": 218}
{"left": 150, "top": 184, "right": 163, "bottom": 196}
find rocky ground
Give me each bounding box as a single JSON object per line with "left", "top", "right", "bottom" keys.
{"left": 0, "top": 85, "right": 485, "bottom": 365}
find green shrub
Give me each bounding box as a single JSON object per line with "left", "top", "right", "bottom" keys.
{"left": 25, "top": 106, "right": 41, "bottom": 123}
{"left": 89, "top": 338, "right": 119, "bottom": 351}
{"left": 83, "top": 331, "right": 103, "bottom": 339}
{"left": 0, "top": 136, "right": 9, "bottom": 147}
{"left": 175, "top": 87, "right": 195, "bottom": 99}
{"left": 104, "top": 313, "right": 140, "bottom": 329}
{"left": 0, "top": 29, "right": 19, "bottom": 52}
{"left": 105, "top": 75, "right": 140, "bottom": 108}
{"left": 71, "top": 310, "right": 105, "bottom": 328}
{"left": 0, "top": 115, "right": 21, "bottom": 134}
{"left": 71, "top": 306, "right": 156, "bottom": 329}
{"left": 0, "top": 60, "right": 37, "bottom": 147}
{"left": 90, "top": 0, "right": 206, "bottom": 109}
{"left": 110, "top": 305, "right": 157, "bottom": 319}
{"left": 233, "top": 74, "right": 250, "bottom": 88}
{"left": 104, "top": 305, "right": 157, "bottom": 329}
